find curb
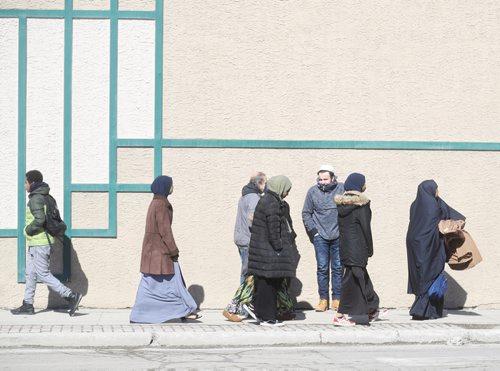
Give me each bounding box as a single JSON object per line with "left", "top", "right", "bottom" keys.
{"left": 2, "top": 332, "right": 152, "bottom": 348}
{"left": 1, "top": 325, "right": 500, "bottom": 348}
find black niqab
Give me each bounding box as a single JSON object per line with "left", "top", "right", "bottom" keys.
{"left": 406, "top": 180, "right": 465, "bottom": 295}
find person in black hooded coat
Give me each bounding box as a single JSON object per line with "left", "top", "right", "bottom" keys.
{"left": 333, "top": 173, "right": 383, "bottom": 326}
{"left": 247, "top": 175, "right": 299, "bottom": 326}
{"left": 406, "top": 180, "right": 465, "bottom": 320}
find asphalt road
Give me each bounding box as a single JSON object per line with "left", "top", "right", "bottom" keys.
{"left": 1, "top": 344, "right": 500, "bottom": 370}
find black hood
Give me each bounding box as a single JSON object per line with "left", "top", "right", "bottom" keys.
{"left": 29, "top": 182, "right": 50, "bottom": 196}
{"left": 337, "top": 203, "right": 358, "bottom": 217}
{"left": 241, "top": 182, "right": 260, "bottom": 196}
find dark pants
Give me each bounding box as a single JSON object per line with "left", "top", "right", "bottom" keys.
{"left": 253, "top": 276, "right": 283, "bottom": 321}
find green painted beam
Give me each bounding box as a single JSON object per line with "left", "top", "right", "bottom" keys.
{"left": 108, "top": 0, "right": 119, "bottom": 237}
{"left": 71, "top": 229, "right": 116, "bottom": 238}
{"left": 72, "top": 184, "right": 151, "bottom": 192}
{"left": 115, "top": 10, "right": 156, "bottom": 19}
{"left": 116, "top": 184, "right": 150, "bottom": 192}
{"left": 71, "top": 184, "right": 110, "bottom": 192}
{"left": 0, "top": 230, "right": 17, "bottom": 237}
{"left": 73, "top": 10, "right": 156, "bottom": 19}
{"left": 60, "top": 0, "right": 74, "bottom": 283}
{"left": 0, "top": 10, "right": 65, "bottom": 18}
{"left": 116, "top": 138, "right": 155, "bottom": 147}
{"left": 161, "top": 138, "right": 500, "bottom": 151}
{"left": 115, "top": 138, "right": 500, "bottom": 151}
{"left": 0, "top": 9, "right": 155, "bottom": 19}
{"left": 154, "top": 0, "right": 164, "bottom": 177}
{"left": 16, "top": 16, "right": 27, "bottom": 282}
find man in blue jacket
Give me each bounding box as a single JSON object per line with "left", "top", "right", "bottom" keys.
{"left": 302, "top": 165, "right": 344, "bottom": 312}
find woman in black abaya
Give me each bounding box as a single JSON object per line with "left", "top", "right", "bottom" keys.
{"left": 406, "top": 180, "right": 465, "bottom": 320}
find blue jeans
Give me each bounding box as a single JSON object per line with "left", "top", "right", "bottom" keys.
{"left": 313, "top": 236, "right": 342, "bottom": 300}
{"left": 237, "top": 244, "right": 249, "bottom": 284}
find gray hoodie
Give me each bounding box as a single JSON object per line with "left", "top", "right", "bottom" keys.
{"left": 234, "top": 183, "right": 263, "bottom": 246}
{"left": 302, "top": 181, "right": 344, "bottom": 241}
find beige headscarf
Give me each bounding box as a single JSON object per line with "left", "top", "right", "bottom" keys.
{"left": 267, "top": 175, "right": 292, "bottom": 200}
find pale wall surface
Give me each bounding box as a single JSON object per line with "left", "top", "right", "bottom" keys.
{"left": 72, "top": 19, "right": 110, "bottom": 184}
{"left": 164, "top": 1, "right": 500, "bottom": 142}
{"left": 0, "top": 18, "right": 18, "bottom": 228}
{"left": 1, "top": 1, "right": 500, "bottom": 310}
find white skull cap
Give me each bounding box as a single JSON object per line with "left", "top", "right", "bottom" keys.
{"left": 318, "top": 164, "right": 335, "bottom": 173}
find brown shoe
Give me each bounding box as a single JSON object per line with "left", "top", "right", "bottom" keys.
{"left": 331, "top": 299, "right": 340, "bottom": 311}
{"left": 315, "top": 299, "right": 328, "bottom": 312}
{"left": 223, "top": 309, "right": 242, "bottom": 322}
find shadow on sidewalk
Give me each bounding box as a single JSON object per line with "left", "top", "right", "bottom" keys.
{"left": 289, "top": 277, "right": 313, "bottom": 310}
{"left": 33, "top": 308, "right": 89, "bottom": 317}
{"left": 447, "top": 310, "right": 481, "bottom": 316}
{"left": 444, "top": 272, "right": 468, "bottom": 309}
{"left": 188, "top": 284, "right": 205, "bottom": 310}
{"left": 47, "top": 238, "right": 88, "bottom": 310}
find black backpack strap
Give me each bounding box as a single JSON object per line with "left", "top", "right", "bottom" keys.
{"left": 43, "top": 195, "right": 63, "bottom": 245}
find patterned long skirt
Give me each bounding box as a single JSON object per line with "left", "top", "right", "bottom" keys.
{"left": 225, "top": 275, "right": 293, "bottom": 316}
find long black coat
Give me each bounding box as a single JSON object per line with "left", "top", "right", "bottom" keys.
{"left": 335, "top": 192, "right": 373, "bottom": 267}
{"left": 406, "top": 180, "right": 465, "bottom": 296}
{"left": 247, "top": 191, "right": 298, "bottom": 278}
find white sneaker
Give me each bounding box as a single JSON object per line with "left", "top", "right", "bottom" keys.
{"left": 369, "top": 308, "right": 389, "bottom": 322}
{"left": 260, "top": 320, "right": 284, "bottom": 327}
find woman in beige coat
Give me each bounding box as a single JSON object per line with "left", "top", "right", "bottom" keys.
{"left": 130, "top": 175, "right": 198, "bottom": 323}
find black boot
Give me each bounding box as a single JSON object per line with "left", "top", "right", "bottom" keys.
{"left": 66, "top": 292, "right": 83, "bottom": 316}
{"left": 11, "top": 301, "right": 35, "bottom": 315}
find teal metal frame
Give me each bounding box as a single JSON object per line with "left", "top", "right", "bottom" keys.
{"left": 1, "top": 0, "right": 500, "bottom": 282}
{"left": 0, "top": 0, "right": 164, "bottom": 281}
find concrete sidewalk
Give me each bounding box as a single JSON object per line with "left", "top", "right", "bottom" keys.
{"left": 1, "top": 307, "right": 500, "bottom": 348}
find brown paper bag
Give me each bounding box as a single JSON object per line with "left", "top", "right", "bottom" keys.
{"left": 447, "top": 230, "right": 482, "bottom": 270}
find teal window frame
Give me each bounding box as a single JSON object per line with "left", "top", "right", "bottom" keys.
{"left": 1, "top": 0, "right": 500, "bottom": 283}
{"left": 0, "top": 0, "right": 164, "bottom": 282}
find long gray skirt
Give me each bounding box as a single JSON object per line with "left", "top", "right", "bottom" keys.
{"left": 130, "top": 262, "right": 197, "bottom": 324}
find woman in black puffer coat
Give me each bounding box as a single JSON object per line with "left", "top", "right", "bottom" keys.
{"left": 333, "top": 173, "right": 384, "bottom": 326}
{"left": 247, "top": 175, "right": 299, "bottom": 326}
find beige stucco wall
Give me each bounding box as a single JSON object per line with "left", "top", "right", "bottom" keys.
{"left": 1, "top": 1, "right": 500, "bottom": 310}
{"left": 164, "top": 1, "right": 500, "bottom": 143}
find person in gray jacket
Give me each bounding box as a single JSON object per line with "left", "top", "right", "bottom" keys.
{"left": 302, "top": 165, "right": 344, "bottom": 312}
{"left": 233, "top": 172, "right": 267, "bottom": 284}
{"left": 222, "top": 172, "right": 268, "bottom": 322}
